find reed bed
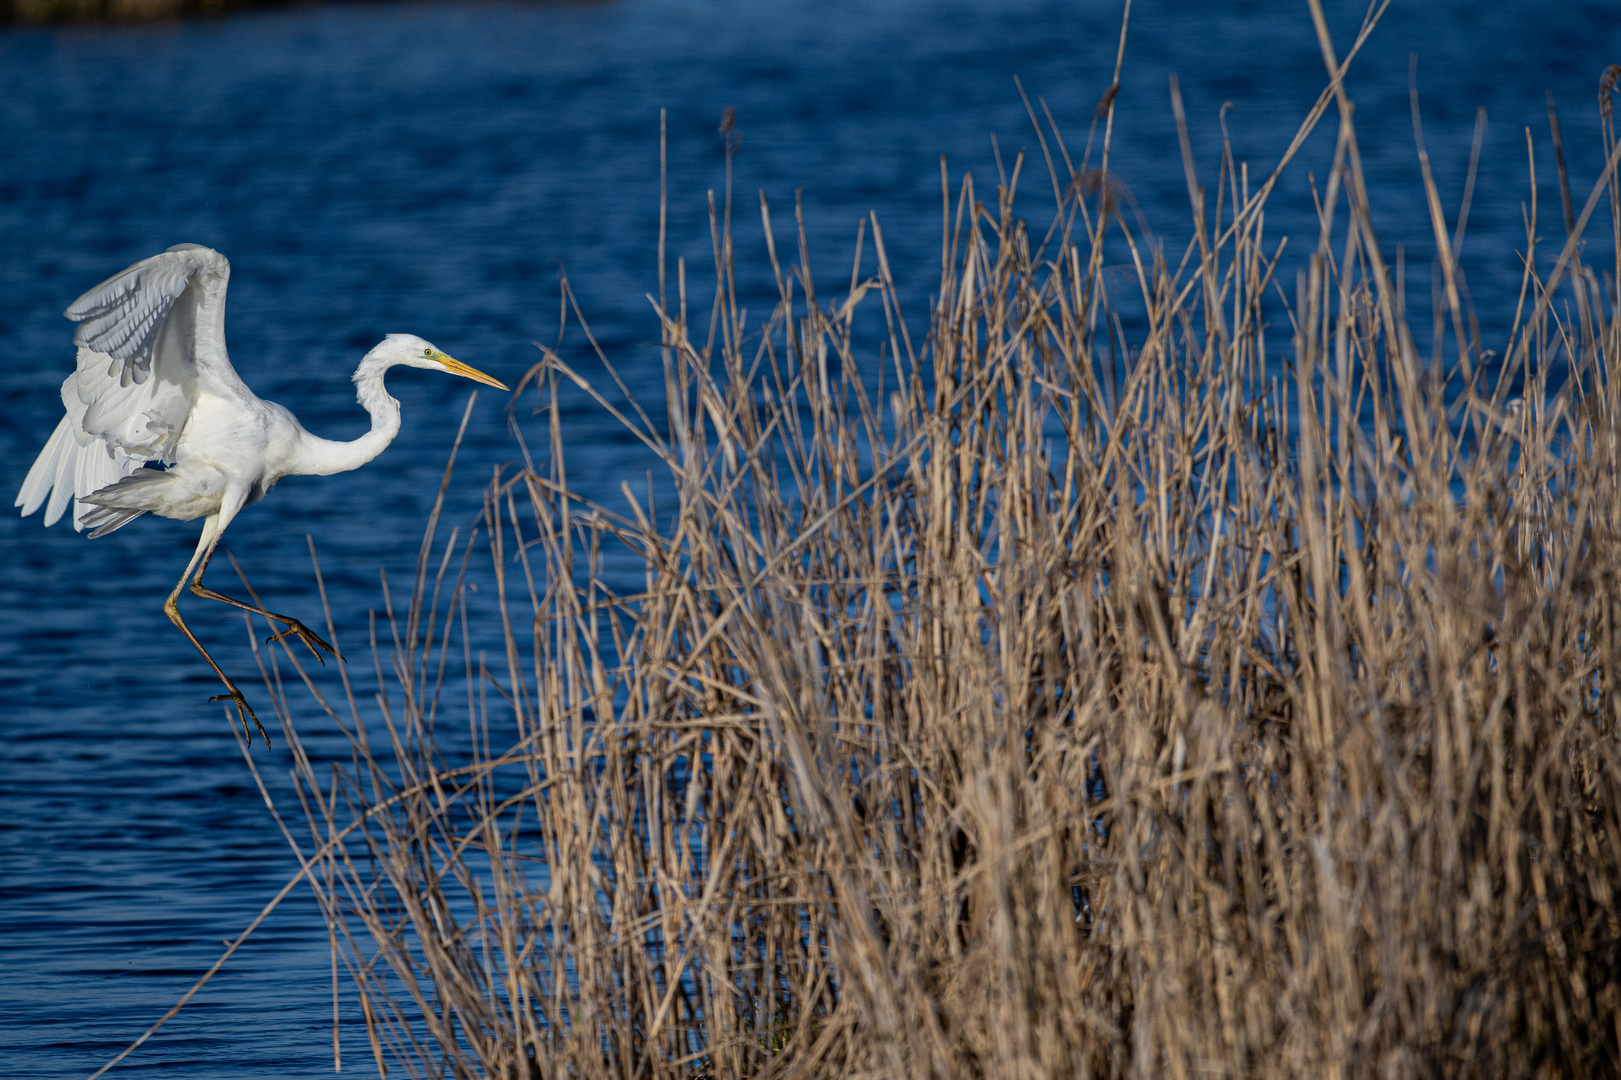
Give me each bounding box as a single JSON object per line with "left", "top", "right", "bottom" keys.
{"left": 250, "top": 22, "right": 1621, "bottom": 1080}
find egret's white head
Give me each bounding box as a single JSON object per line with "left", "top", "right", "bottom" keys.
{"left": 368, "top": 333, "right": 509, "bottom": 390}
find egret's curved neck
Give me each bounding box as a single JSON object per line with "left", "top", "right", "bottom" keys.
{"left": 290, "top": 354, "right": 402, "bottom": 477}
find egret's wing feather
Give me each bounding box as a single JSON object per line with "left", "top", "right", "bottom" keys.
{"left": 18, "top": 244, "right": 231, "bottom": 532}
{"left": 12, "top": 408, "right": 145, "bottom": 529}
{"left": 65, "top": 243, "right": 231, "bottom": 387}
{"left": 63, "top": 347, "right": 192, "bottom": 462}
{"left": 31, "top": 345, "right": 194, "bottom": 531}
{"left": 16, "top": 415, "right": 75, "bottom": 519}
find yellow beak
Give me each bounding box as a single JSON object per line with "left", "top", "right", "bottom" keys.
{"left": 435, "top": 353, "right": 509, "bottom": 391}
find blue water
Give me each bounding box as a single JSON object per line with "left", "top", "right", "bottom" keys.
{"left": 1, "top": 0, "right": 1616, "bottom": 1075}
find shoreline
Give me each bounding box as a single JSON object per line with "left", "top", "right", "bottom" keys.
{"left": 5, "top": 0, "right": 274, "bottom": 23}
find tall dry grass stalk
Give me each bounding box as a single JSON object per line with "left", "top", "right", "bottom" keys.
{"left": 246, "top": 19, "right": 1621, "bottom": 1080}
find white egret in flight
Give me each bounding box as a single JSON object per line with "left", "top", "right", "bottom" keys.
{"left": 15, "top": 244, "right": 509, "bottom": 746}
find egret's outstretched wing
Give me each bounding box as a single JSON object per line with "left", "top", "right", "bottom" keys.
{"left": 65, "top": 243, "right": 231, "bottom": 387}
{"left": 16, "top": 244, "right": 235, "bottom": 533}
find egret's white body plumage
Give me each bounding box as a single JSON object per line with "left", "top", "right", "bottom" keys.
{"left": 15, "top": 244, "right": 507, "bottom": 743}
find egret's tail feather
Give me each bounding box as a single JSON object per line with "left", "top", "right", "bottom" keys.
{"left": 79, "top": 467, "right": 174, "bottom": 538}
{"left": 79, "top": 468, "right": 176, "bottom": 537}
{"left": 82, "top": 468, "right": 174, "bottom": 507}
{"left": 79, "top": 504, "right": 147, "bottom": 539}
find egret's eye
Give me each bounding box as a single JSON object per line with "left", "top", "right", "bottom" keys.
{"left": 423, "top": 349, "right": 433, "bottom": 358}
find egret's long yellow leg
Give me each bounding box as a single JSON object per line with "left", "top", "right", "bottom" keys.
{"left": 164, "top": 523, "right": 272, "bottom": 748}
{"left": 186, "top": 543, "right": 340, "bottom": 664}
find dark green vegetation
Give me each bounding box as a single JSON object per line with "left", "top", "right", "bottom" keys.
{"left": 3, "top": 0, "right": 245, "bottom": 22}
{"left": 0, "top": 0, "right": 566, "bottom": 21}
{"left": 227, "top": 21, "right": 1621, "bottom": 1080}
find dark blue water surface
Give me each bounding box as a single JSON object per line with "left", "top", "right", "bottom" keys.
{"left": 1, "top": 1, "right": 1617, "bottom": 1075}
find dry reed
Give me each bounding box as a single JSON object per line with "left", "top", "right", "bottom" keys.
{"left": 244, "top": 13, "right": 1621, "bottom": 1079}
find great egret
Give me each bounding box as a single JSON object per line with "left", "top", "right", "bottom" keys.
{"left": 15, "top": 244, "right": 509, "bottom": 746}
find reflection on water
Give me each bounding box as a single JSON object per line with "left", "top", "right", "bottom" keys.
{"left": 0, "top": 0, "right": 1616, "bottom": 1073}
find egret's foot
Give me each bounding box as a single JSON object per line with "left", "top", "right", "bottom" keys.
{"left": 210, "top": 688, "right": 272, "bottom": 749}
{"left": 267, "top": 619, "right": 341, "bottom": 664}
